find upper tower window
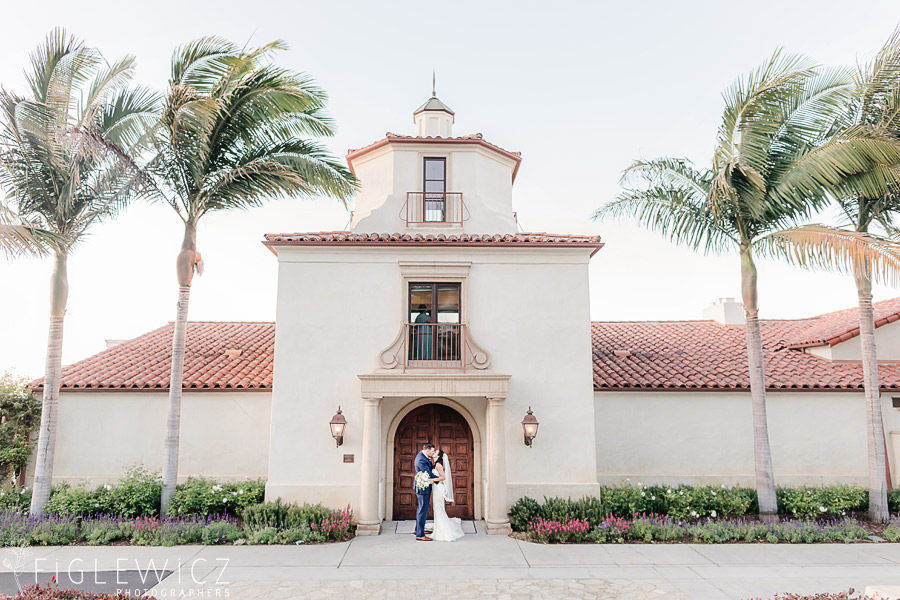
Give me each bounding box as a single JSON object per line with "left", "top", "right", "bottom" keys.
{"left": 423, "top": 158, "right": 447, "bottom": 222}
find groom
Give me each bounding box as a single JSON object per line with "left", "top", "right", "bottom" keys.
{"left": 414, "top": 442, "right": 438, "bottom": 541}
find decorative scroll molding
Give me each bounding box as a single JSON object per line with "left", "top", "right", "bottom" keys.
{"left": 465, "top": 331, "right": 491, "bottom": 370}
{"left": 378, "top": 327, "right": 405, "bottom": 369}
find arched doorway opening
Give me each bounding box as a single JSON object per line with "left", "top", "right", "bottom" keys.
{"left": 392, "top": 403, "right": 475, "bottom": 519}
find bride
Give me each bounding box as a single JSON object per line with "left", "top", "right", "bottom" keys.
{"left": 429, "top": 448, "right": 465, "bottom": 542}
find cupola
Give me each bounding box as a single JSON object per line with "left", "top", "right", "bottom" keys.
{"left": 413, "top": 92, "right": 454, "bottom": 137}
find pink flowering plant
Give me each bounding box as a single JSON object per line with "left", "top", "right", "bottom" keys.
{"left": 529, "top": 517, "right": 591, "bottom": 543}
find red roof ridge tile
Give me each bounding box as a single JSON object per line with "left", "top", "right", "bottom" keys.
{"left": 593, "top": 319, "right": 717, "bottom": 324}
{"left": 165, "top": 320, "right": 275, "bottom": 325}
{"left": 786, "top": 297, "right": 900, "bottom": 348}
{"left": 262, "top": 231, "right": 603, "bottom": 256}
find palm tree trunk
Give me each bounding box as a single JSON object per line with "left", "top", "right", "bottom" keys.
{"left": 29, "top": 251, "right": 68, "bottom": 515}
{"left": 740, "top": 244, "right": 778, "bottom": 518}
{"left": 160, "top": 222, "right": 197, "bottom": 515}
{"left": 855, "top": 263, "right": 890, "bottom": 523}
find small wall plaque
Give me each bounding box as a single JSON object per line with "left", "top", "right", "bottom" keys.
{"left": 343, "top": 454, "right": 354, "bottom": 463}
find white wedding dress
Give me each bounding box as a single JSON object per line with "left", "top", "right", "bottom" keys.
{"left": 430, "top": 466, "right": 465, "bottom": 542}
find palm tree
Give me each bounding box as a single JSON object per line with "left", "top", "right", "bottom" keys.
{"left": 757, "top": 30, "right": 900, "bottom": 523}
{"left": 593, "top": 51, "right": 900, "bottom": 517}
{"left": 141, "top": 37, "right": 355, "bottom": 514}
{"left": 0, "top": 28, "right": 158, "bottom": 514}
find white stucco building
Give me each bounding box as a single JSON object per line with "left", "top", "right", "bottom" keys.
{"left": 35, "top": 94, "right": 900, "bottom": 535}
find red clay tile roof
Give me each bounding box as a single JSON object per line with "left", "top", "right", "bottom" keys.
{"left": 592, "top": 308, "right": 900, "bottom": 391}
{"left": 346, "top": 132, "right": 523, "bottom": 181}
{"left": 35, "top": 301, "right": 900, "bottom": 393}
{"left": 35, "top": 322, "right": 274, "bottom": 391}
{"left": 263, "top": 231, "right": 603, "bottom": 256}
{"left": 786, "top": 297, "right": 900, "bottom": 348}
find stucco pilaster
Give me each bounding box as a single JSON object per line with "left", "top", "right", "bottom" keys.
{"left": 356, "top": 397, "right": 382, "bottom": 536}
{"left": 485, "top": 396, "right": 512, "bottom": 535}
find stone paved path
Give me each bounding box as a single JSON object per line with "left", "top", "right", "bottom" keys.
{"left": 215, "top": 578, "right": 683, "bottom": 600}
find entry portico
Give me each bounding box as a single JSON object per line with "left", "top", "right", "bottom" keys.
{"left": 263, "top": 92, "right": 603, "bottom": 535}
{"left": 356, "top": 372, "right": 512, "bottom": 535}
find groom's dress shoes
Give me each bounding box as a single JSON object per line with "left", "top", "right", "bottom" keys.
{"left": 415, "top": 536, "right": 433, "bottom": 541}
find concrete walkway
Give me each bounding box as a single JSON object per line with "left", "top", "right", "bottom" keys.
{"left": 1, "top": 521, "right": 899, "bottom": 599}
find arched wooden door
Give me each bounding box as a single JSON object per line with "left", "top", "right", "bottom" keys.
{"left": 393, "top": 403, "right": 474, "bottom": 519}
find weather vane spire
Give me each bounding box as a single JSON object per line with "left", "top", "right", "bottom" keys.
{"left": 432, "top": 69, "right": 436, "bottom": 97}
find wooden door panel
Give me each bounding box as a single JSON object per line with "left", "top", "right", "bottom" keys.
{"left": 393, "top": 404, "right": 474, "bottom": 520}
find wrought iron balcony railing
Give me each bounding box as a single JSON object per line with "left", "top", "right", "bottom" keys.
{"left": 404, "top": 323, "right": 465, "bottom": 371}
{"left": 404, "top": 192, "right": 464, "bottom": 226}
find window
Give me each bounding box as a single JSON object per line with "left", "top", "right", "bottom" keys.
{"left": 423, "top": 158, "right": 446, "bottom": 222}
{"left": 408, "top": 282, "right": 461, "bottom": 362}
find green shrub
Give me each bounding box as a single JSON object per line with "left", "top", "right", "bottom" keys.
{"left": 241, "top": 500, "right": 333, "bottom": 532}
{"left": 0, "top": 486, "right": 31, "bottom": 512}
{"left": 45, "top": 483, "right": 97, "bottom": 515}
{"left": 663, "top": 484, "right": 755, "bottom": 520}
{"left": 168, "top": 478, "right": 265, "bottom": 517}
{"left": 540, "top": 496, "right": 582, "bottom": 523}
{"left": 275, "top": 524, "right": 325, "bottom": 544}
{"left": 82, "top": 518, "right": 132, "bottom": 545}
{"left": 201, "top": 520, "right": 241, "bottom": 545}
{"left": 103, "top": 466, "right": 161, "bottom": 517}
{"left": 26, "top": 514, "right": 81, "bottom": 545}
{"left": 45, "top": 467, "right": 161, "bottom": 517}
{"left": 508, "top": 496, "right": 542, "bottom": 532}
{"left": 777, "top": 485, "right": 867, "bottom": 519}
{"left": 246, "top": 525, "right": 280, "bottom": 545}
{"left": 599, "top": 482, "right": 667, "bottom": 517}
{"left": 885, "top": 517, "right": 900, "bottom": 542}
{"left": 628, "top": 514, "right": 686, "bottom": 542}
{"left": 888, "top": 489, "right": 900, "bottom": 514}
{"left": 570, "top": 496, "right": 605, "bottom": 526}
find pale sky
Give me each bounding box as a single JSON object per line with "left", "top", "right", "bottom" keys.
{"left": 2, "top": 0, "right": 899, "bottom": 380}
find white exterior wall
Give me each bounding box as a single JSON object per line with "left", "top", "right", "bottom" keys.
{"left": 41, "top": 391, "right": 271, "bottom": 486}
{"left": 266, "top": 245, "right": 599, "bottom": 513}
{"left": 595, "top": 390, "right": 900, "bottom": 487}
{"left": 349, "top": 144, "right": 518, "bottom": 235}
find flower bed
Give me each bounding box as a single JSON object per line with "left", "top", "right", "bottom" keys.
{"left": 1, "top": 583, "right": 131, "bottom": 599}
{"left": 509, "top": 483, "right": 900, "bottom": 544}
{"left": 0, "top": 470, "right": 353, "bottom": 547}
{"left": 517, "top": 513, "right": 871, "bottom": 544}
{"left": 0, "top": 504, "right": 353, "bottom": 547}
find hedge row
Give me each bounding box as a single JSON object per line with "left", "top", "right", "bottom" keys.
{"left": 509, "top": 482, "right": 900, "bottom": 531}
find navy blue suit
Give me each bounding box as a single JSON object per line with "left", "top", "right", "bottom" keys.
{"left": 414, "top": 451, "right": 434, "bottom": 537}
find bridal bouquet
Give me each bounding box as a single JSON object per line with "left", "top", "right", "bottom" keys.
{"left": 414, "top": 470, "right": 433, "bottom": 491}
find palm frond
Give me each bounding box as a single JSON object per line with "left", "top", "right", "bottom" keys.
{"left": 769, "top": 127, "right": 900, "bottom": 210}
{"left": 854, "top": 27, "right": 900, "bottom": 126}
{"left": 170, "top": 36, "right": 240, "bottom": 87}
{"left": 147, "top": 36, "right": 355, "bottom": 224}
{"left": 0, "top": 30, "right": 155, "bottom": 252}
{"left": 593, "top": 188, "right": 735, "bottom": 254}
{"left": 0, "top": 204, "right": 59, "bottom": 258}
{"left": 756, "top": 224, "right": 900, "bottom": 287}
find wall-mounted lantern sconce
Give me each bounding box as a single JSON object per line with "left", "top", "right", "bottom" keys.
{"left": 329, "top": 407, "right": 347, "bottom": 447}
{"left": 522, "top": 407, "right": 539, "bottom": 447}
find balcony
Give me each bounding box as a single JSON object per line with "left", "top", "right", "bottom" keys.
{"left": 404, "top": 323, "right": 465, "bottom": 371}
{"left": 404, "top": 192, "right": 465, "bottom": 226}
